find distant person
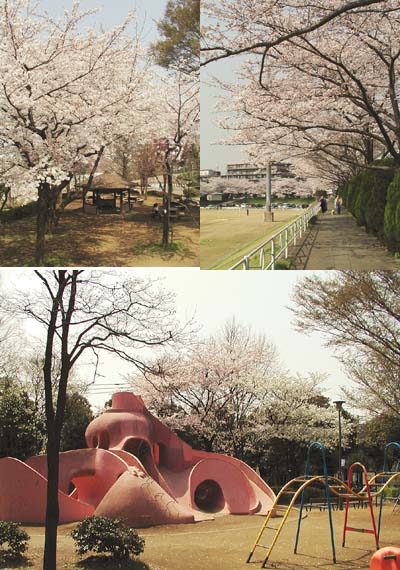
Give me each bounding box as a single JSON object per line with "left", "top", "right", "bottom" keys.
{"left": 152, "top": 203, "right": 160, "bottom": 218}
{"left": 319, "top": 195, "right": 328, "bottom": 214}
{"left": 335, "top": 196, "right": 343, "bottom": 215}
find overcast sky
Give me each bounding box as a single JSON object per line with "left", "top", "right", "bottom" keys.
{"left": 0, "top": 269, "right": 350, "bottom": 412}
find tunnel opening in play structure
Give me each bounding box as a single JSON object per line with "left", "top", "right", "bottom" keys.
{"left": 0, "top": 392, "right": 276, "bottom": 527}
{"left": 194, "top": 479, "right": 225, "bottom": 513}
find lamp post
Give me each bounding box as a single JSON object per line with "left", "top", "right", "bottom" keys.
{"left": 334, "top": 400, "right": 345, "bottom": 510}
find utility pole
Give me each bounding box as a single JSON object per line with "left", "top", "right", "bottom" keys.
{"left": 264, "top": 161, "right": 274, "bottom": 222}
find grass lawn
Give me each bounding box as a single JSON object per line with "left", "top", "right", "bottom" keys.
{"left": 0, "top": 200, "right": 199, "bottom": 267}
{"left": 12, "top": 506, "right": 398, "bottom": 570}
{"left": 200, "top": 208, "right": 303, "bottom": 269}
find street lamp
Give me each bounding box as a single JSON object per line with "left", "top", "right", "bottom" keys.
{"left": 333, "top": 400, "right": 345, "bottom": 510}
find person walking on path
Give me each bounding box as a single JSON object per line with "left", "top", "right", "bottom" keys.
{"left": 335, "top": 196, "right": 343, "bottom": 215}
{"left": 319, "top": 195, "right": 328, "bottom": 214}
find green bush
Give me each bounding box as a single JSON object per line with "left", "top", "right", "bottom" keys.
{"left": 341, "top": 162, "right": 396, "bottom": 239}
{"left": 344, "top": 176, "right": 361, "bottom": 214}
{"left": 0, "top": 521, "right": 30, "bottom": 558}
{"left": 384, "top": 170, "right": 400, "bottom": 252}
{"left": 275, "top": 259, "right": 292, "bottom": 270}
{"left": 363, "top": 168, "right": 395, "bottom": 237}
{"left": 71, "top": 516, "right": 145, "bottom": 560}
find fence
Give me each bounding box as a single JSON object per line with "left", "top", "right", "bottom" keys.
{"left": 229, "top": 203, "right": 321, "bottom": 270}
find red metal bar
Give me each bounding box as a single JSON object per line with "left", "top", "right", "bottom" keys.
{"left": 342, "top": 462, "right": 379, "bottom": 549}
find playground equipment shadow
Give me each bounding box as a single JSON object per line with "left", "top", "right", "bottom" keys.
{"left": 19, "top": 506, "right": 399, "bottom": 570}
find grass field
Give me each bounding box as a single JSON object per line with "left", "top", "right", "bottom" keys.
{"left": 200, "top": 208, "right": 303, "bottom": 269}
{"left": 14, "top": 506, "right": 399, "bottom": 570}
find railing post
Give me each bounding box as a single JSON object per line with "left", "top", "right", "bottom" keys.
{"left": 271, "top": 239, "right": 275, "bottom": 270}
{"left": 285, "top": 227, "right": 289, "bottom": 258}
{"left": 229, "top": 202, "right": 319, "bottom": 270}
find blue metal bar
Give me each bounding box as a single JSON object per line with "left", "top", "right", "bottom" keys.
{"left": 294, "top": 442, "right": 336, "bottom": 563}
{"left": 378, "top": 442, "right": 400, "bottom": 538}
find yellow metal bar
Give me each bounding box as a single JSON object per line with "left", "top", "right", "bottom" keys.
{"left": 247, "top": 471, "right": 400, "bottom": 568}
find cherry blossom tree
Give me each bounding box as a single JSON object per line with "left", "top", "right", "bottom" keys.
{"left": 206, "top": 1, "right": 400, "bottom": 187}
{"left": 133, "top": 320, "right": 348, "bottom": 465}
{"left": 156, "top": 71, "right": 199, "bottom": 245}
{"left": 0, "top": 0, "right": 157, "bottom": 264}
{"left": 202, "top": 0, "right": 387, "bottom": 67}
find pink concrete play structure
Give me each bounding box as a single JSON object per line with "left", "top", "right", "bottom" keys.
{"left": 0, "top": 392, "right": 276, "bottom": 527}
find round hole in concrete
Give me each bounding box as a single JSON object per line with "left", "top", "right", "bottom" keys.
{"left": 194, "top": 480, "right": 225, "bottom": 513}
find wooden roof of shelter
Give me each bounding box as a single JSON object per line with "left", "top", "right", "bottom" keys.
{"left": 91, "top": 173, "right": 132, "bottom": 190}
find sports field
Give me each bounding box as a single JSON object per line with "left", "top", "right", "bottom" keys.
{"left": 200, "top": 208, "right": 303, "bottom": 269}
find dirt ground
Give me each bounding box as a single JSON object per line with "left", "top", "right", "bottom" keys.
{"left": 200, "top": 208, "right": 302, "bottom": 269}
{"left": 12, "top": 506, "right": 399, "bottom": 570}
{"left": 0, "top": 200, "right": 200, "bottom": 267}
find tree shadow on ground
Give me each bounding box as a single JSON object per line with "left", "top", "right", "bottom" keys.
{"left": 0, "top": 202, "right": 199, "bottom": 267}
{"left": 0, "top": 554, "right": 32, "bottom": 568}
{"left": 75, "top": 555, "right": 150, "bottom": 570}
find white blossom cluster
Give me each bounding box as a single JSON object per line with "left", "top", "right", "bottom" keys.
{"left": 0, "top": 0, "right": 199, "bottom": 202}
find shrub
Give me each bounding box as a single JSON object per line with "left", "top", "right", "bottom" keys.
{"left": 71, "top": 516, "right": 145, "bottom": 560}
{"left": 363, "top": 168, "right": 395, "bottom": 237}
{"left": 275, "top": 259, "right": 292, "bottom": 270}
{"left": 384, "top": 170, "right": 400, "bottom": 252}
{"left": 0, "top": 521, "right": 30, "bottom": 558}
{"left": 345, "top": 176, "right": 361, "bottom": 214}
{"left": 342, "top": 162, "right": 395, "bottom": 238}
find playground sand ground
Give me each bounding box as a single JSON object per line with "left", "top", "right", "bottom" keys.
{"left": 16, "top": 505, "right": 399, "bottom": 570}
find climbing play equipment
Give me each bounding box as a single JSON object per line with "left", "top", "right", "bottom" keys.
{"left": 246, "top": 441, "right": 400, "bottom": 568}
{"left": 377, "top": 442, "right": 400, "bottom": 538}
{"left": 294, "top": 442, "right": 336, "bottom": 562}
{"left": 342, "top": 462, "right": 379, "bottom": 549}
{"left": 246, "top": 442, "right": 338, "bottom": 568}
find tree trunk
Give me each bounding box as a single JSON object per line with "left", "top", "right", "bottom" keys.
{"left": 46, "top": 188, "right": 62, "bottom": 234}
{"left": 40, "top": 270, "right": 78, "bottom": 570}
{"left": 36, "top": 183, "right": 51, "bottom": 266}
{"left": 43, "top": 431, "right": 60, "bottom": 570}
{"left": 162, "top": 167, "right": 172, "bottom": 247}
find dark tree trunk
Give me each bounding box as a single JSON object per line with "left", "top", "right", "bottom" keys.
{"left": 39, "top": 270, "right": 78, "bottom": 570}
{"left": 36, "top": 183, "right": 51, "bottom": 266}
{"left": 43, "top": 433, "right": 60, "bottom": 570}
{"left": 82, "top": 146, "right": 105, "bottom": 209}
{"left": 162, "top": 161, "right": 173, "bottom": 247}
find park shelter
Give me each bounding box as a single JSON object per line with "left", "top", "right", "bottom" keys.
{"left": 83, "top": 173, "right": 139, "bottom": 214}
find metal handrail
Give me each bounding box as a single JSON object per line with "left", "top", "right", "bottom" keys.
{"left": 229, "top": 202, "right": 321, "bottom": 270}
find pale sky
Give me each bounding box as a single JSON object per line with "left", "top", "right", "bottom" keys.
{"left": 39, "top": 0, "right": 168, "bottom": 43}
{"left": 0, "top": 269, "right": 350, "bottom": 411}
{"left": 201, "top": 62, "right": 246, "bottom": 172}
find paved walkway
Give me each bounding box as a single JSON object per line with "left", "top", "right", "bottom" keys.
{"left": 292, "top": 210, "right": 399, "bottom": 270}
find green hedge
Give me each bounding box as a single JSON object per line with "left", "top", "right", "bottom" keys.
{"left": 384, "top": 170, "right": 400, "bottom": 251}
{"left": 339, "top": 161, "right": 400, "bottom": 251}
